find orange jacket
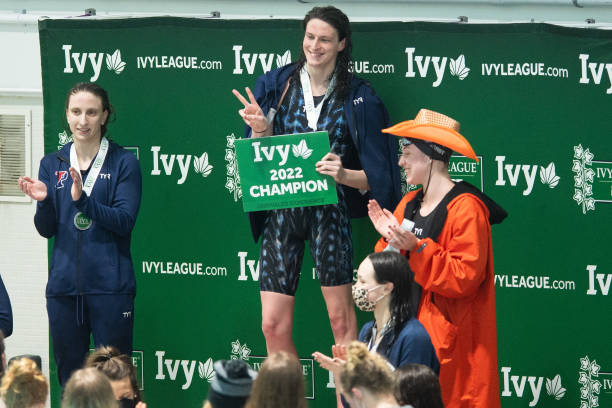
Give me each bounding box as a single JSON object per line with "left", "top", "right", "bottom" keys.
{"left": 375, "top": 189, "right": 501, "bottom": 408}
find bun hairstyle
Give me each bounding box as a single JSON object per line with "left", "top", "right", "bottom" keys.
{"left": 0, "top": 357, "right": 48, "bottom": 408}
{"left": 339, "top": 341, "right": 394, "bottom": 397}
{"left": 85, "top": 346, "right": 140, "bottom": 401}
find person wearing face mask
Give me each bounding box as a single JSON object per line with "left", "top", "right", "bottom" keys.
{"left": 313, "top": 252, "right": 438, "bottom": 405}
{"left": 351, "top": 252, "right": 438, "bottom": 372}
{"left": 85, "top": 346, "right": 145, "bottom": 408}
{"left": 18, "top": 82, "right": 142, "bottom": 387}
{"left": 232, "top": 6, "right": 401, "bottom": 357}
{"left": 368, "top": 109, "right": 507, "bottom": 408}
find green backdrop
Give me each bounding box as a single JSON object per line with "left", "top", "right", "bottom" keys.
{"left": 39, "top": 18, "right": 612, "bottom": 408}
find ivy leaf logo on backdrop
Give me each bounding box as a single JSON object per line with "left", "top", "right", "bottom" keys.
{"left": 572, "top": 144, "right": 596, "bottom": 214}
{"left": 230, "top": 339, "right": 251, "bottom": 361}
{"left": 545, "top": 374, "right": 566, "bottom": 400}
{"left": 193, "top": 152, "right": 213, "bottom": 177}
{"left": 292, "top": 139, "right": 313, "bottom": 159}
{"left": 106, "top": 49, "right": 126, "bottom": 74}
{"left": 539, "top": 163, "right": 560, "bottom": 188}
{"left": 225, "top": 133, "right": 242, "bottom": 202}
{"left": 449, "top": 54, "right": 470, "bottom": 80}
{"left": 57, "top": 130, "right": 73, "bottom": 150}
{"left": 198, "top": 358, "right": 215, "bottom": 382}
{"left": 578, "top": 356, "right": 601, "bottom": 408}
{"left": 276, "top": 50, "right": 292, "bottom": 68}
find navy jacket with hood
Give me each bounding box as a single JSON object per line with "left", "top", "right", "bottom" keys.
{"left": 246, "top": 63, "right": 402, "bottom": 242}
{"left": 34, "top": 141, "right": 142, "bottom": 297}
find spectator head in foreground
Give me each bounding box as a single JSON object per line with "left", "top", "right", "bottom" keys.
{"left": 62, "top": 367, "right": 117, "bottom": 408}
{"left": 245, "top": 352, "right": 307, "bottom": 408}
{"left": 204, "top": 359, "right": 257, "bottom": 408}
{"left": 394, "top": 364, "right": 443, "bottom": 408}
{"left": 0, "top": 357, "right": 48, "bottom": 408}
{"left": 339, "top": 341, "right": 398, "bottom": 408}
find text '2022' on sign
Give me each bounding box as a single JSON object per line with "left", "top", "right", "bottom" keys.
{"left": 234, "top": 132, "right": 338, "bottom": 212}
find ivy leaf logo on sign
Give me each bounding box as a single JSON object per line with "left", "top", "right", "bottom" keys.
{"left": 545, "top": 374, "right": 566, "bottom": 400}
{"left": 193, "top": 152, "right": 213, "bottom": 177}
{"left": 292, "top": 139, "right": 313, "bottom": 159}
{"left": 106, "top": 50, "right": 126, "bottom": 74}
{"left": 198, "top": 358, "right": 215, "bottom": 382}
{"left": 539, "top": 162, "right": 560, "bottom": 188}
{"left": 449, "top": 54, "right": 470, "bottom": 80}
{"left": 276, "top": 50, "right": 292, "bottom": 68}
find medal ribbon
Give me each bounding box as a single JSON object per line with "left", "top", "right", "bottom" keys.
{"left": 69, "top": 136, "right": 109, "bottom": 197}
{"left": 300, "top": 66, "right": 336, "bottom": 131}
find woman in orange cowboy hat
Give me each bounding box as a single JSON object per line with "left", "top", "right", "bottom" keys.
{"left": 368, "top": 109, "right": 507, "bottom": 408}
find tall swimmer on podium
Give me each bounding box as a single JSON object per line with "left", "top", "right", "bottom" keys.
{"left": 233, "top": 6, "right": 401, "bottom": 355}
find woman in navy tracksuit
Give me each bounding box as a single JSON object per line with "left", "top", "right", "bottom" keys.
{"left": 18, "top": 82, "right": 142, "bottom": 386}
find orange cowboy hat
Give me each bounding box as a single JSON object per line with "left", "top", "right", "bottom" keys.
{"left": 383, "top": 109, "right": 478, "bottom": 162}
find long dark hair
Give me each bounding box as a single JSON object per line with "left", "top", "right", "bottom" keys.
{"left": 293, "top": 6, "right": 353, "bottom": 100}
{"left": 368, "top": 252, "right": 417, "bottom": 338}
{"left": 65, "top": 82, "right": 115, "bottom": 137}
{"left": 394, "top": 364, "right": 444, "bottom": 408}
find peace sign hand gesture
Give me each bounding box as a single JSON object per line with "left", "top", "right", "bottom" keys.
{"left": 232, "top": 87, "right": 270, "bottom": 137}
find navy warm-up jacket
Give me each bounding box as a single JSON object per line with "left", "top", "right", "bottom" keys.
{"left": 34, "top": 141, "right": 142, "bottom": 297}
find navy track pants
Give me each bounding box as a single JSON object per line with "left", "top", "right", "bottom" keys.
{"left": 47, "top": 294, "right": 134, "bottom": 386}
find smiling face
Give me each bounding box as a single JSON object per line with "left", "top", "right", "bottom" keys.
{"left": 303, "top": 18, "right": 346, "bottom": 72}
{"left": 66, "top": 91, "right": 108, "bottom": 144}
{"left": 398, "top": 143, "right": 432, "bottom": 186}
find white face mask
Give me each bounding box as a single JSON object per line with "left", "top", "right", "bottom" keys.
{"left": 352, "top": 284, "right": 386, "bottom": 312}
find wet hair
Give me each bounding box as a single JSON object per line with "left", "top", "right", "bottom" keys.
{"left": 65, "top": 82, "right": 114, "bottom": 137}
{"left": 84, "top": 346, "right": 140, "bottom": 401}
{"left": 245, "top": 352, "right": 307, "bottom": 408}
{"left": 62, "top": 368, "right": 117, "bottom": 408}
{"left": 339, "top": 341, "right": 395, "bottom": 398}
{"left": 367, "top": 252, "right": 417, "bottom": 338}
{"left": 294, "top": 6, "right": 353, "bottom": 100}
{"left": 394, "top": 364, "right": 444, "bottom": 408}
{"left": 0, "top": 357, "right": 48, "bottom": 408}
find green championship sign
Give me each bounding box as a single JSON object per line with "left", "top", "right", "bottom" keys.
{"left": 234, "top": 132, "right": 338, "bottom": 211}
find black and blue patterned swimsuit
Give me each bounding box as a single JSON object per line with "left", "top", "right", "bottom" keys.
{"left": 258, "top": 78, "right": 356, "bottom": 295}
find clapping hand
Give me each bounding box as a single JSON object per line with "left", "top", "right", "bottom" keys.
{"left": 69, "top": 167, "right": 83, "bottom": 201}
{"left": 18, "top": 176, "right": 48, "bottom": 201}
{"left": 312, "top": 343, "right": 347, "bottom": 375}
{"left": 367, "top": 199, "right": 398, "bottom": 240}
